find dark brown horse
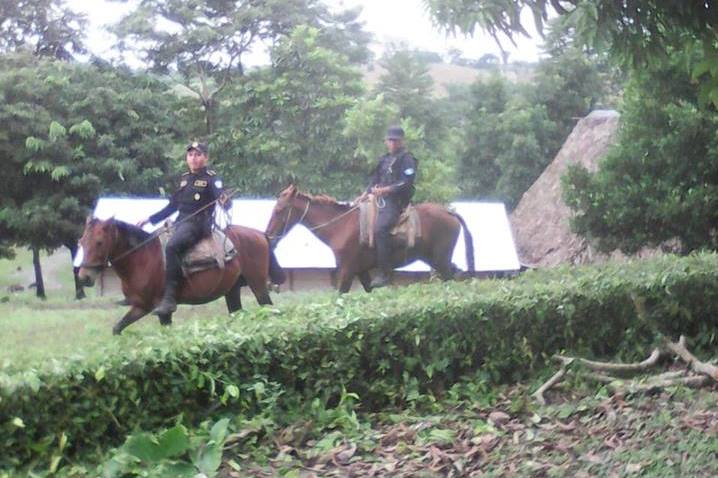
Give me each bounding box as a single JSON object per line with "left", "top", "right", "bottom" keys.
{"left": 265, "top": 184, "right": 474, "bottom": 293}
{"left": 77, "top": 218, "right": 283, "bottom": 334}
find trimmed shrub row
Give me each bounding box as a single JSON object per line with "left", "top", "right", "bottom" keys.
{"left": 3, "top": 253, "right": 718, "bottom": 468}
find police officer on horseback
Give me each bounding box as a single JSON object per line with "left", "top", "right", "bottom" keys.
{"left": 137, "top": 141, "right": 230, "bottom": 315}
{"left": 358, "top": 126, "right": 417, "bottom": 288}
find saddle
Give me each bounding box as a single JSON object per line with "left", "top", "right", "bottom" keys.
{"left": 359, "top": 195, "right": 421, "bottom": 249}
{"left": 159, "top": 224, "right": 237, "bottom": 276}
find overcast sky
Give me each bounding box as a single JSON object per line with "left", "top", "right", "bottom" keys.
{"left": 66, "top": 0, "right": 543, "bottom": 65}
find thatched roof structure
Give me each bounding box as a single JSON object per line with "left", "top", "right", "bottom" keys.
{"left": 510, "top": 110, "right": 620, "bottom": 267}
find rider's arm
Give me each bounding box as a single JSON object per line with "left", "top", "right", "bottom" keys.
{"left": 383, "top": 153, "right": 417, "bottom": 195}
{"left": 147, "top": 184, "right": 181, "bottom": 225}
{"left": 210, "top": 176, "right": 232, "bottom": 210}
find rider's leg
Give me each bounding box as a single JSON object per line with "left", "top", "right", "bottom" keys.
{"left": 153, "top": 221, "right": 203, "bottom": 315}
{"left": 371, "top": 199, "right": 401, "bottom": 288}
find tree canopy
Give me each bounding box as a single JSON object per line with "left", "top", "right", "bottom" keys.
{"left": 0, "top": 53, "right": 189, "bottom": 258}
{"left": 0, "top": 0, "right": 87, "bottom": 60}
{"left": 424, "top": 0, "right": 718, "bottom": 105}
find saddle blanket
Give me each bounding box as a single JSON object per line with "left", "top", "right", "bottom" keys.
{"left": 359, "top": 195, "right": 421, "bottom": 249}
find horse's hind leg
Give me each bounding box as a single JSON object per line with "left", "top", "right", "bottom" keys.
{"left": 113, "top": 306, "right": 149, "bottom": 335}
{"left": 250, "top": 281, "right": 272, "bottom": 306}
{"left": 225, "top": 278, "right": 243, "bottom": 313}
{"left": 429, "top": 247, "right": 456, "bottom": 281}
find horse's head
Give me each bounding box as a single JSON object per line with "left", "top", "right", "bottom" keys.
{"left": 265, "top": 184, "right": 305, "bottom": 248}
{"left": 76, "top": 217, "right": 118, "bottom": 286}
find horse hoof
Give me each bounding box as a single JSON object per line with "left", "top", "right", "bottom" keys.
{"left": 112, "top": 327, "right": 122, "bottom": 336}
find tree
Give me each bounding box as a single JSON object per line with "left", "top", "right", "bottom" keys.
{"left": 111, "top": 0, "right": 370, "bottom": 135}
{"left": 563, "top": 57, "right": 718, "bottom": 254}
{"left": 0, "top": 53, "right": 189, "bottom": 297}
{"left": 375, "top": 48, "right": 435, "bottom": 123}
{"left": 210, "top": 26, "right": 365, "bottom": 198}
{"left": 0, "top": 0, "right": 87, "bottom": 60}
{"left": 424, "top": 0, "right": 718, "bottom": 105}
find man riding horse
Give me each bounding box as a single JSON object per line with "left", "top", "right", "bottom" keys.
{"left": 356, "top": 126, "right": 417, "bottom": 288}
{"left": 137, "top": 141, "right": 230, "bottom": 315}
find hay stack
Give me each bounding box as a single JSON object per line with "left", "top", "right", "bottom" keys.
{"left": 510, "top": 110, "right": 620, "bottom": 267}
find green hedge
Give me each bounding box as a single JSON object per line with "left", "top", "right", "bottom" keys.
{"left": 3, "top": 253, "right": 718, "bottom": 468}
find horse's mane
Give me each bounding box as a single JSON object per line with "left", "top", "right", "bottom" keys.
{"left": 89, "top": 217, "right": 153, "bottom": 248}
{"left": 295, "top": 190, "right": 352, "bottom": 210}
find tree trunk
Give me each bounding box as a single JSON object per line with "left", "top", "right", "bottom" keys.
{"left": 65, "top": 241, "right": 86, "bottom": 300}
{"left": 32, "top": 247, "right": 46, "bottom": 300}
{"left": 203, "top": 96, "right": 214, "bottom": 136}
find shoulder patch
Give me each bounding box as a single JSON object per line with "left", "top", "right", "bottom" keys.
{"left": 403, "top": 168, "right": 415, "bottom": 176}
{"left": 207, "top": 169, "right": 217, "bottom": 176}
{"left": 214, "top": 179, "right": 223, "bottom": 189}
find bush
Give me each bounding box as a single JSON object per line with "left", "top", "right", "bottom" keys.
{"left": 2, "top": 253, "right": 718, "bottom": 469}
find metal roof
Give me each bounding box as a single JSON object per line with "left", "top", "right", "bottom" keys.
{"left": 93, "top": 197, "right": 520, "bottom": 272}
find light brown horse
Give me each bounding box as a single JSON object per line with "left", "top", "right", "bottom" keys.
{"left": 265, "top": 184, "right": 474, "bottom": 292}
{"left": 77, "top": 218, "right": 284, "bottom": 334}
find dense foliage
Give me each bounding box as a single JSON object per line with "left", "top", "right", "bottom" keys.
{"left": 0, "top": 53, "right": 191, "bottom": 259}
{"left": 3, "top": 253, "right": 718, "bottom": 471}
{"left": 424, "top": 0, "right": 718, "bottom": 106}
{"left": 563, "top": 56, "right": 718, "bottom": 254}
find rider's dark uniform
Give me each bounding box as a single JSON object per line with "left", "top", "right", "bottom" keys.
{"left": 148, "top": 145, "right": 228, "bottom": 314}
{"left": 366, "top": 139, "right": 417, "bottom": 286}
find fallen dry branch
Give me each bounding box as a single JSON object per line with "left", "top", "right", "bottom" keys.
{"left": 553, "top": 348, "right": 662, "bottom": 374}
{"left": 532, "top": 361, "right": 571, "bottom": 405}
{"left": 665, "top": 335, "right": 718, "bottom": 381}
{"left": 533, "top": 337, "right": 718, "bottom": 404}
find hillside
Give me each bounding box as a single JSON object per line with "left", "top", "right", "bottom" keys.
{"left": 362, "top": 62, "right": 535, "bottom": 97}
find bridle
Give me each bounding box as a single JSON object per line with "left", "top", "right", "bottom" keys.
{"left": 267, "top": 196, "right": 360, "bottom": 243}
{"left": 267, "top": 199, "right": 311, "bottom": 242}
{"left": 78, "top": 223, "right": 120, "bottom": 271}
{"left": 79, "top": 222, "right": 156, "bottom": 270}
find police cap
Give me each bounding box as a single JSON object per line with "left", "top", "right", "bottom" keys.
{"left": 385, "top": 126, "right": 405, "bottom": 140}
{"left": 186, "top": 141, "right": 208, "bottom": 155}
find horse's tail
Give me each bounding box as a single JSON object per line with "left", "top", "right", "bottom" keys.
{"left": 450, "top": 211, "right": 475, "bottom": 276}
{"left": 265, "top": 235, "right": 286, "bottom": 285}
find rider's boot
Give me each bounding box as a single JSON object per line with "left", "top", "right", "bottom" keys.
{"left": 370, "top": 235, "right": 392, "bottom": 289}
{"left": 154, "top": 255, "right": 182, "bottom": 315}
{"left": 153, "top": 278, "right": 179, "bottom": 315}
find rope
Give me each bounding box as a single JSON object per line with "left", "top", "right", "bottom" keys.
{"left": 304, "top": 203, "right": 360, "bottom": 232}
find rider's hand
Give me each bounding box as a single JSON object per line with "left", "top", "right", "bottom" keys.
{"left": 371, "top": 186, "right": 389, "bottom": 197}
{"left": 136, "top": 218, "right": 149, "bottom": 228}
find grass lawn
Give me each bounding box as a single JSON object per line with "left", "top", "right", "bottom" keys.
{"left": 0, "top": 245, "right": 343, "bottom": 368}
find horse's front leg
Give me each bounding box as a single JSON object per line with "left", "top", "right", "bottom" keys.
{"left": 358, "top": 270, "right": 372, "bottom": 292}
{"left": 112, "top": 306, "right": 149, "bottom": 335}
{"left": 336, "top": 266, "right": 356, "bottom": 293}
